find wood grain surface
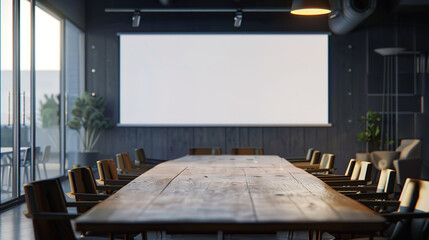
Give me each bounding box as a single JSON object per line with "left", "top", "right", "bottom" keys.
{"left": 75, "top": 155, "right": 385, "bottom": 234}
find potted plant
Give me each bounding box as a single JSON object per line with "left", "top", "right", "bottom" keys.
{"left": 67, "top": 92, "right": 112, "bottom": 167}
{"left": 357, "top": 109, "right": 381, "bottom": 152}
{"left": 356, "top": 109, "right": 394, "bottom": 161}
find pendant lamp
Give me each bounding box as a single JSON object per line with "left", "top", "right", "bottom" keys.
{"left": 291, "top": 0, "right": 331, "bottom": 15}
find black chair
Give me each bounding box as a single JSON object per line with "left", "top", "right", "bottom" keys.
{"left": 352, "top": 178, "right": 429, "bottom": 240}
{"left": 36, "top": 145, "right": 50, "bottom": 179}
{"left": 21, "top": 147, "right": 32, "bottom": 184}
{"left": 316, "top": 158, "right": 357, "bottom": 181}
{"left": 287, "top": 148, "right": 315, "bottom": 162}
{"left": 292, "top": 150, "right": 321, "bottom": 168}
{"left": 24, "top": 178, "right": 101, "bottom": 240}
{"left": 189, "top": 148, "right": 222, "bottom": 155}
{"left": 116, "top": 152, "right": 151, "bottom": 175}
{"left": 96, "top": 159, "right": 134, "bottom": 186}
{"left": 304, "top": 153, "right": 335, "bottom": 174}
{"left": 135, "top": 148, "right": 163, "bottom": 166}
{"left": 67, "top": 167, "right": 122, "bottom": 212}
{"left": 337, "top": 169, "right": 396, "bottom": 201}
{"left": 231, "top": 147, "right": 264, "bottom": 155}
{"left": 323, "top": 161, "right": 373, "bottom": 187}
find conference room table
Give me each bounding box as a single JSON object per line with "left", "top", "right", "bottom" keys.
{"left": 75, "top": 155, "right": 386, "bottom": 238}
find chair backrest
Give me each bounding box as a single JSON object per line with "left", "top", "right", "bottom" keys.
{"left": 305, "top": 148, "right": 315, "bottom": 161}
{"left": 21, "top": 147, "right": 31, "bottom": 166}
{"left": 376, "top": 169, "right": 396, "bottom": 193}
{"left": 397, "top": 178, "right": 420, "bottom": 213}
{"left": 396, "top": 139, "right": 421, "bottom": 160}
{"left": 24, "top": 178, "right": 75, "bottom": 240}
{"left": 319, "top": 154, "right": 329, "bottom": 169}
{"left": 189, "top": 148, "right": 222, "bottom": 155}
{"left": 40, "top": 145, "right": 51, "bottom": 163}
{"left": 358, "top": 161, "right": 373, "bottom": 181}
{"left": 344, "top": 159, "right": 357, "bottom": 176}
{"left": 350, "top": 160, "right": 362, "bottom": 180}
{"left": 97, "top": 159, "right": 119, "bottom": 181}
{"left": 409, "top": 179, "right": 429, "bottom": 239}
{"left": 309, "top": 150, "right": 321, "bottom": 165}
{"left": 116, "top": 152, "right": 133, "bottom": 169}
{"left": 35, "top": 146, "right": 41, "bottom": 162}
{"left": 324, "top": 154, "right": 335, "bottom": 170}
{"left": 68, "top": 167, "right": 97, "bottom": 195}
{"left": 135, "top": 148, "right": 147, "bottom": 164}
{"left": 67, "top": 167, "right": 98, "bottom": 213}
{"left": 391, "top": 179, "right": 429, "bottom": 240}
{"left": 317, "top": 153, "right": 334, "bottom": 174}
{"left": 231, "top": 148, "right": 264, "bottom": 155}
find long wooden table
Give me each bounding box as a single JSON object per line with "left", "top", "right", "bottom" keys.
{"left": 75, "top": 155, "right": 385, "bottom": 235}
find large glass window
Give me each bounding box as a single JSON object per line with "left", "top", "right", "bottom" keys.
{"left": 34, "top": 5, "right": 61, "bottom": 180}
{"left": 65, "top": 20, "right": 84, "bottom": 169}
{"left": 20, "top": 0, "right": 32, "bottom": 192}
{"left": 1, "top": 0, "right": 14, "bottom": 203}
{"left": 1, "top": 1, "right": 84, "bottom": 208}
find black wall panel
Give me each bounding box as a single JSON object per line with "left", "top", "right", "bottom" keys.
{"left": 85, "top": 0, "right": 429, "bottom": 177}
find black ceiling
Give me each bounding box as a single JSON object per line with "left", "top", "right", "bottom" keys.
{"left": 105, "top": 0, "right": 293, "bottom": 9}
{"left": 392, "top": 0, "right": 429, "bottom": 11}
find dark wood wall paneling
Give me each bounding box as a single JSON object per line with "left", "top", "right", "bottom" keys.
{"left": 85, "top": 0, "right": 429, "bottom": 177}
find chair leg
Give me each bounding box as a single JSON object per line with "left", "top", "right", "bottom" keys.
{"left": 43, "top": 162, "right": 48, "bottom": 178}
{"left": 23, "top": 167, "right": 26, "bottom": 184}
{"left": 1, "top": 166, "right": 5, "bottom": 187}
{"left": 7, "top": 166, "right": 11, "bottom": 192}
{"left": 36, "top": 163, "right": 41, "bottom": 179}
{"left": 25, "top": 166, "right": 29, "bottom": 183}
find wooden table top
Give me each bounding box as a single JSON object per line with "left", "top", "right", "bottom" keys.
{"left": 75, "top": 155, "right": 385, "bottom": 234}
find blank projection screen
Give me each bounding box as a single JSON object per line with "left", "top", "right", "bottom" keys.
{"left": 119, "top": 34, "right": 329, "bottom": 126}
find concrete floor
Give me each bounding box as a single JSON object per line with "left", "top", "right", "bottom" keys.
{"left": 0, "top": 203, "right": 34, "bottom": 240}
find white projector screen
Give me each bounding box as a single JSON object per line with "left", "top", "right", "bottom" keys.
{"left": 119, "top": 34, "right": 329, "bottom": 126}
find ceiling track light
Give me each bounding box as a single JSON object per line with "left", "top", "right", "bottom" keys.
{"left": 234, "top": 10, "right": 243, "bottom": 28}
{"left": 132, "top": 11, "right": 141, "bottom": 27}
{"left": 291, "top": 0, "right": 331, "bottom": 16}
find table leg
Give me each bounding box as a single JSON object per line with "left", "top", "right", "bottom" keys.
{"left": 140, "top": 232, "right": 148, "bottom": 240}
{"left": 217, "top": 231, "right": 224, "bottom": 240}
{"left": 308, "top": 230, "right": 313, "bottom": 240}
{"left": 317, "top": 231, "right": 322, "bottom": 240}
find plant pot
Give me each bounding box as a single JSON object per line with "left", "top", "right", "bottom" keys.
{"left": 77, "top": 151, "right": 99, "bottom": 168}
{"left": 67, "top": 152, "right": 78, "bottom": 169}
{"left": 356, "top": 152, "right": 371, "bottom": 161}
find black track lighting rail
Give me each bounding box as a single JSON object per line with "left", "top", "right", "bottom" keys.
{"left": 105, "top": 8, "right": 291, "bottom": 13}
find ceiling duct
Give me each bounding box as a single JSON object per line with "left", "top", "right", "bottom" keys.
{"left": 328, "top": 0, "right": 377, "bottom": 35}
